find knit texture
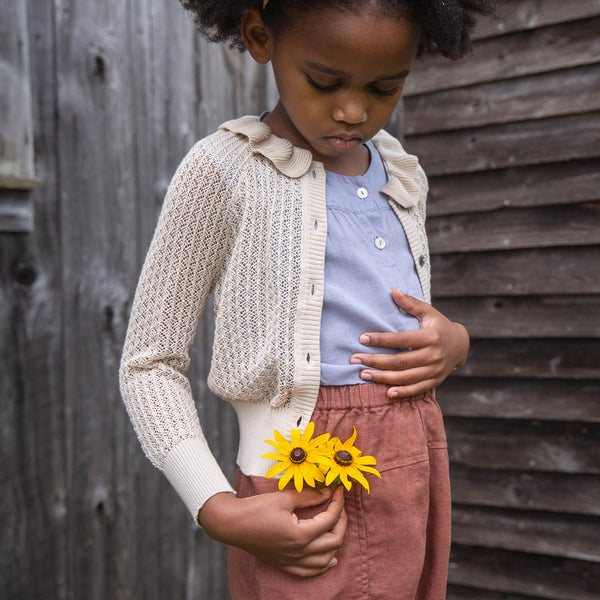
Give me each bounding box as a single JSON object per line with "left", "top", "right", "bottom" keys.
{"left": 119, "top": 116, "right": 430, "bottom": 518}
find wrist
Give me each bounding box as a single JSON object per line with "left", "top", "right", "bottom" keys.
{"left": 197, "top": 491, "right": 239, "bottom": 542}
{"left": 452, "top": 322, "right": 470, "bottom": 368}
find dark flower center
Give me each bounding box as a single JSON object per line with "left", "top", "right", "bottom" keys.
{"left": 290, "top": 447, "right": 307, "bottom": 464}
{"left": 335, "top": 450, "right": 353, "bottom": 466}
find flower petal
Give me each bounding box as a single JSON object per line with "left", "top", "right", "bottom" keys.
{"left": 300, "top": 421, "right": 315, "bottom": 446}
{"left": 355, "top": 455, "right": 377, "bottom": 466}
{"left": 294, "top": 467, "right": 305, "bottom": 492}
{"left": 306, "top": 462, "right": 325, "bottom": 482}
{"left": 357, "top": 464, "right": 381, "bottom": 478}
{"left": 307, "top": 432, "right": 330, "bottom": 450}
{"left": 262, "top": 452, "right": 286, "bottom": 461}
{"left": 263, "top": 439, "right": 290, "bottom": 455}
{"left": 347, "top": 466, "right": 371, "bottom": 493}
{"left": 339, "top": 469, "right": 352, "bottom": 491}
{"left": 299, "top": 461, "right": 315, "bottom": 487}
{"left": 326, "top": 465, "right": 340, "bottom": 487}
{"left": 342, "top": 427, "right": 358, "bottom": 450}
{"left": 291, "top": 428, "right": 301, "bottom": 447}
{"left": 278, "top": 467, "right": 294, "bottom": 490}
{"left": 265, "top": 461, "right": 290, "bottom": 478}
{"left": 273, "top": 430, "right": 292, "bottom": 451}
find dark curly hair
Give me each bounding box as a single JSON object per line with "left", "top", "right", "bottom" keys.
{"left": 181, "top": 0, "right": 499, "bottom": 60}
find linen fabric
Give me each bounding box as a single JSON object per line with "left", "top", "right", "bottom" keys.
{"left": 228, "top": 383, "right": 451, "bottom": 600}
{"left": 119, "top": 116, "right": 430, "bottom": 519}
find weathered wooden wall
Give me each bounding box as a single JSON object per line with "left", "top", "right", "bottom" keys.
{"left": 403, "top": 1, "right": 600, "bottom": 598}
{"left": 1, "top": 1, "right": 272, "bottom": 598}
{"left": 3, "top": 1, "right": 599, "bottom": 599}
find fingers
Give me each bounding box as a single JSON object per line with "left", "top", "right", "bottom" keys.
{"left": 297, "top": 485, "right": 346, "bottom": 538}
{"left": 281, "top": 484, "right": 333, "bottom": 511}
{"left": 285, "top": 489, "right": 347, "bottom": 577}
{"left": 391, "top": 287, "right": 430, "bottom": 320}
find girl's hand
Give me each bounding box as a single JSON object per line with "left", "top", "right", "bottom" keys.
{"left": 350, "top": 287, "right": 470, "bottom": 399}
{"left": 198, "top": 485, "right": 347, "bottom": 577}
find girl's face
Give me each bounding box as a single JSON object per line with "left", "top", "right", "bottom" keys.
{"left": 244, "top": 6, "right": 420, "bottom": 175}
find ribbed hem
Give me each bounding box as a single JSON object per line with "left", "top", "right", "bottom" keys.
{"left": 162, "top": 437, "right": 234, "bottom": 523}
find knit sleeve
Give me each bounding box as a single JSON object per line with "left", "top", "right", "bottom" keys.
{"left": 119, "top": 142, "right": 236, "bottom": 520}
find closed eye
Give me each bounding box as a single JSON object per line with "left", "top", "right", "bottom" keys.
{"left": 369, "top": 83, "right": 402, "bottom": 97}
{"left": 307, "top": 76, "right": 340, "bottom": 92}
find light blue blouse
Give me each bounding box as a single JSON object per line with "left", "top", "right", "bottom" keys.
{"left": 319, "top": 141, "right": 424, "bottom": 385}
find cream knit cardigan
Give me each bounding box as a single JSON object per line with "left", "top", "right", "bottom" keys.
{"left": 120, "top": 116, "right": 431, "bottom": 520}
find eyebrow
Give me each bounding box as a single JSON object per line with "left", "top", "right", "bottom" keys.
{"left": 304, "top": 61, "right": 411, "bottom": 81}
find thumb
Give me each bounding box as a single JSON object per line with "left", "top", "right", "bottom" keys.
{"left": 392, "top": 287, "right": 428, "bottom": 320}
{"left": 281, "top": 485, "right": 333, "bottom": 510}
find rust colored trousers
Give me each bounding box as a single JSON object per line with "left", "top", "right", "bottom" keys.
{"left": 229, "top": 383, "right": 451, "bottom": 600}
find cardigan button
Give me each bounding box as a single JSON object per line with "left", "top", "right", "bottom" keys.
{"left": 419, "top": 255, "right": 426, "bottom": 266}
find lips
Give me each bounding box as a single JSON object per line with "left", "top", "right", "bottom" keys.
{"left": 325, "top": 135, "right": 363, "bottom": 151}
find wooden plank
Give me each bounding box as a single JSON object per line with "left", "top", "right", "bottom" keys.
{"left": 0, "top": 190, "right": 34, "bottom": 232}
{"left": 447, "top": 585, "right": 539, "bottom": 600}
{"left": 456, "top": 339, "right": 600, "bottom": 380}
{"left": 450, "top": 464, "right": 600, "bottom": 515}
{"left": 446, "top": 418, "right": 600, "bottom": 474}
{"left": 434, "top": 296, "right": 600, "bottom": 339}
{"left": 451, "top": 505, "right": 600, "bottom": 562}
{"left": 0, "top": 0, "right": 35, "bottom": 183}
{"left": 54, "top": 2, "right": 155, "bottom": 598}
{"left": 405, "top": 16, "right": 600, "bottom": 95}
{"left": 448, "top": 545, "right": 600, "bottom": 600}
{"left": 428, "top": 203, "right": 600, "bottom": 254}
{"left": 427, "top": 160, "right": 600, "bottom": 217}
{"left": 437, "top": 378, "right": 600, "bottom": 422}
{"left": 405, "top": 64, "right": 600, "bottom": 135}
{"left": 473, "top": 0, "right": 600, "bottom": 40}
{"left": 431, "top": 246, "right": 600, "bottom": 297}
{"left": 0, "top": 1, "right": 68, "bottom": 597}
{"left": 407, "top": 112, "right": 600, "bottom": 177}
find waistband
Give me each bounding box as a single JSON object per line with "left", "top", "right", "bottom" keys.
{"left": 316, "top": 383, "right": 431, "bottom": 411}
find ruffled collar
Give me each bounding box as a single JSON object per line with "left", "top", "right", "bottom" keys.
{"left": 220, "top": 116, "right": 422, "bottom": 209}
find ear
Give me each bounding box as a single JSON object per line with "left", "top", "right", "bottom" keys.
{"left": 241, "top": 8, "right": 273, "bottom": 64}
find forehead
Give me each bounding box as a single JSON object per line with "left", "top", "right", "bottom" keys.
{"left": 275, "top": 8, "right": 420, "bottom": 77}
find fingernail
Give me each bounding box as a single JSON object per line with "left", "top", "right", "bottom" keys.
{"left": 389, "top": 390, "right": 398, "bottom": 398}
{"left": 350, "top": 357, "right": 362, "bottom": 365}
{"left": 360, "top": 371, "right": 372, "bottom": 381}
{"left": 329, "top": 558, "right": 338, "bottom": 568}
{"left": 360, "top": 335, "right": 371, "bottom": 344}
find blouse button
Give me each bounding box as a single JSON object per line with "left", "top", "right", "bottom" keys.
{"left": 374, "top": 236, "right": 386, "bottom": 250}
{"left": 356, "top": 187, "right": 369, "bottom": 199}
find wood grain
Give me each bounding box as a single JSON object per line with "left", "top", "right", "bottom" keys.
{"left": 407, "top": 112, "right": 600, "bottom": 176}
{"left": 450, "top": 465, "right": 600, "bottom": 515}
{"left": 448, "top": 545, "right": 600, "bottom": 600}
{"left": 428, "top": 203, "right": 600, "bottom": 253}
{"left": 433, "top": 295, "right": 600, "bottom": 338}
{"left": 405, "top": 63, "right": 600, "bottom": 135}
{"left": 437, "top": 377, "right": 600, "bottom": 422}
{"left": 405, "top": 16, "right": 600, "bottom": 95}
{"left": 431, "top": 246, "right": 600, "bottom": 297}
{"left": 451, "top": 505, "right": 600, "bottom": 561}
{"left": 427, "top": 159, "right": 600, "bottom": 217}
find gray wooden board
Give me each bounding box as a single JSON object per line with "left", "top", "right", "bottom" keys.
{"left": 405, "top": 16, "right": 600, "bottom": 95}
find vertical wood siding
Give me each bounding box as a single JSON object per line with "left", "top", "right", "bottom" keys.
{"left": 403, "top": 1, "right": 600, "bottom": 598}
{"left": 3, "top": 1, "right": 599, "bottom": 599}
{"left": 1, "top": 1, "right": 271, "bottom": 598}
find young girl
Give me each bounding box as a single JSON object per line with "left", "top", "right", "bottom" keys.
{"left": 120, "top": 1, "right": 495, "bottom": 598}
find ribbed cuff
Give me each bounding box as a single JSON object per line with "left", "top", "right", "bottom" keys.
{"left": 162, "top": 437, "right": 234, "bottom": 523}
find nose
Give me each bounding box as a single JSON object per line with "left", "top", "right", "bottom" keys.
{"left": 332, "top": 97, "right": 368, "bottom": 125}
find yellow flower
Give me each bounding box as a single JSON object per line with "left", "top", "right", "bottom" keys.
{"left": 263, "top": 422, "right": 332, "bottom": 492}
{"left": 325, "top": 427, "right": 381, "bottom": 493}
